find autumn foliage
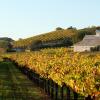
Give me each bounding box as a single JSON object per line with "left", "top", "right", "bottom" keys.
{"left": 3, "top": 47, "right": 100, "bottom": 97}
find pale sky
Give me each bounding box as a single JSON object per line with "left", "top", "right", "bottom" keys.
{"left": 0, "top": 0, "right": 100, "bottom": 40}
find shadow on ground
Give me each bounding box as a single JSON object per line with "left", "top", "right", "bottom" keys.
{"left": 0, "top": 61, "right": 51, "bottom": 100}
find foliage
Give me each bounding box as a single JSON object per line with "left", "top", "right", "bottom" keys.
{"left": 13, "top": 27, "right": 96, "bottom": 49}
{"left": 0, "top": 37, "right": 13, "bottom": 52}
{"left": 13, "top": 29, "right": 77, "bottom": 48}
{"left": 0, "top": 40, "right": 9, "bottom": 48}
{"left": 0, "top": 37, "right": 13, "bottom": 42}
{"left": 56, "top": 27, "right": 64, "bottom": 31}
{"left": 91, "top": 45, "right": 100, "bottom": 51}
{"left": 0, "top": 55, "right": 3, "bottom": 61}
{"left": 30, "top": 40, "right": 43, "bottom": 50}
{"left": 3, "top": 47, "right": 100, "bottom": 97}
{"left": 67, "top": 26, "right": 76, "bottom": 30}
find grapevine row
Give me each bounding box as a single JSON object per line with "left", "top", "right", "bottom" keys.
{"left": 3, "top": 47, "right": 100, "bottom": 97}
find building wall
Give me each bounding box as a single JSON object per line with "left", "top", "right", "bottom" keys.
{"left": 74, "top": 46, "right": 94, "bottom": 52}
{"left": 96, "top": 30, "right": 100, "bottom": 36}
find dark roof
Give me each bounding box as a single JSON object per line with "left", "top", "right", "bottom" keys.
{"left": 74, "top": 35, "right": 100, "bottom": 46}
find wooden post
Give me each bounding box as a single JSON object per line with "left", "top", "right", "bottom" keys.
{"left": 39, "top": 77, "right": 41, "bottom": 87}
{"left": 47, "top": 79, "right": 50, "bottom": 95}
{"left": 51, "top": 80, "right": 54, "bottom": 99}
{"left": 45, "top": 79, "right": 47, "bottom": 93}
{"left": 32, "top": 72, "right": 34, "bottom": 81}
{"left": 36, "top": 74, "right": 39, "bottom": 86}
{"left": 35, "top": 73, "right": 38, "bottom": 84}
{"left": 73, "top": 91, "right": 78, "bottom": 100}
{"left": 43, "top": 78, "right": 45, "bottom": 92}
{"left": 55, "top": 83, "right": 58, "bottom": 100}
{"left": 38, "top": 74, "right": 39, "bottom": 86}
{"left": 39, "top": 77, "right": 44, "bottom": 88}
{"left": 66, "top": 86, "right": 70, "bottom": 100}
{"left": 34, "top": 73, "right": 36, "bottom": 82}
{"left": 61, "top": 85, "right": 64, "bottom": 100}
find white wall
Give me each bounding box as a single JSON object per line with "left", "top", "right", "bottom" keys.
{"left": 96, "top": 30, "right": 100, "bottom": 36}
{"left": 74, "top": 46, "right": 93, "bottom": 52}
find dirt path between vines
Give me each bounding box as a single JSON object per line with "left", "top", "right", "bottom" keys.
{"left": 0, "top": 62, "right": 51, "bottom": 100}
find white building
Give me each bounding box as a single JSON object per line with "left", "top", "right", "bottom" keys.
{"left": 74, "top": 29, "right": 100, "bottom": 52}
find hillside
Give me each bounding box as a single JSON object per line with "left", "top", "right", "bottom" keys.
{"left": 13, "top": 27, "right": 97, "bottom": 49}
{"left": 0, "top": 37, "right": 13, "bottom": 52}
{"left": 0, "top": 37, "right": 13, "bottom": 42}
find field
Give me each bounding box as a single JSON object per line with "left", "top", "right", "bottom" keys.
{"left": 0, "top": 61, "right": 50, "bottom": 100}
{"left": 3, "top": 47, "right": 100, "bottom": 99}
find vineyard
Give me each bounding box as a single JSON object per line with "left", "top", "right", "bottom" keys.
{"left": 0, "top": 56, "right": 3, "bottom": 62}
{"left": 2, "top": 47, "right": 100, "bottom": 99}
{"left": 13, "top": 27, "right": 96, "bottom": 48}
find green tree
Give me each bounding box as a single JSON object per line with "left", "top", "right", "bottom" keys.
{"left": 56, "top": 27, "right": 64, "bottom": 31}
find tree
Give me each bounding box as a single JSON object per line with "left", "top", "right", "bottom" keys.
{"left": 62, "top": 37, "right": 73, "bottom": 46}
{"left": 56, "top": 27, "right": 64, "bottom": 31}
{"left": 67, "top": 26, "right": 76, "bottom": 30}
{"left": 0, "top": 37, "right": 13, "bottom": 42}
{"left": 30, "top": 40, "right": 43, "bottom": 50}
{"left": 0, "top": 40, "right": 9, "bottom": 48}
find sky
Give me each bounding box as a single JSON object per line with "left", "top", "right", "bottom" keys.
{"left": 0, "top": 0, "right": 100, "bottom": 40}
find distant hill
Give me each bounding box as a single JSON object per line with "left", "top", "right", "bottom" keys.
{"left": 13, "top": 26, "right": 97, "bottom": 49}
{"left": 0, "top": 37, "right": 13, "bottom": 42}
{"left": 0, "top": 37, "right": 14, "bottom": 52}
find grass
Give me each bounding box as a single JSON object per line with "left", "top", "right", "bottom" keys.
{"left": 0, "top": 61, "right": 51, "bottom": 100}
